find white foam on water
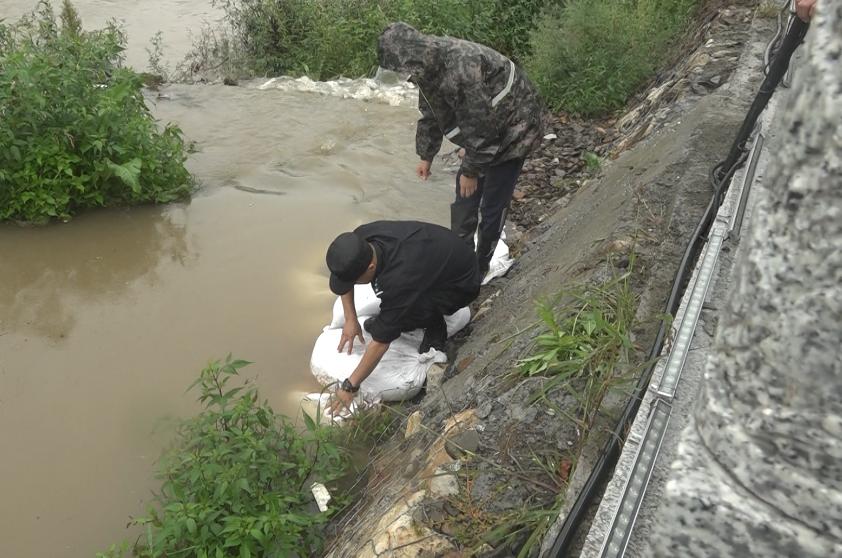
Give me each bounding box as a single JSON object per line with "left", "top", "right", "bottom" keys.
{"left": 257, "top": 75, "right": 418, "bottom": 107}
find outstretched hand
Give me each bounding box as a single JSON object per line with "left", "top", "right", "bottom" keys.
{"left": 416, "top": 160, "right": 432, "bottom": 180}
{"left": 337, "top": 318, "right": 365, "bottom": 354}
{"left": 459, "top": 174, "right": 478, "bottom": 198}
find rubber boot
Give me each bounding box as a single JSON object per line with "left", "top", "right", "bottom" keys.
{"left": 476, "top": 230, "right": 498, "bottom": 279}
{"left": 451, "top": 200, "right": 479, "bottom": 251}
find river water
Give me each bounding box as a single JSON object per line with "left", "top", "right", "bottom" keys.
{"left": 0, "top": 3, "right": 455, "bottom": 556}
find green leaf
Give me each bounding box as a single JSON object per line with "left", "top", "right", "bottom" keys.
{"left": 106, "top": 157, "right": 142, "bottom": 193}
{"left": 302, "top": 411, "right": 317, "bottom": 433}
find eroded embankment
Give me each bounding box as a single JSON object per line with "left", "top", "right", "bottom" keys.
{"left": 322, "top": 3, "right": 768, "bottom": 557}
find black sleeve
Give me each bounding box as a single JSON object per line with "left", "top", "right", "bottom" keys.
{"left": 416, "top": 93, "right": 444, "bottom": 161}
{"left": 366, "top": 290, "right": 421, "bottom": 343}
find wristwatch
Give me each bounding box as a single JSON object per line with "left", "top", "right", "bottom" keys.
{"left": 341, "top": 378, "right": 360, "bottom": 393}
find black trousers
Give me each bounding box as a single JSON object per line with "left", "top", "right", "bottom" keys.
{"left": 451, "top": 157, "right": 524, "bottom": 273}
{"left": 364, "top": 284, "right": 479, "bottom": 338}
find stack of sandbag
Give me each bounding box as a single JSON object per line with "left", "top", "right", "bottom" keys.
{"left": 310, "top": 284, "right": 469, "bottom": 402}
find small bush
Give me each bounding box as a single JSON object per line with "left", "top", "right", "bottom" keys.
{"left": 129, "top": 356, "right": 347, "bottom": 557}
{"left": 526, "top": 0, "right": 698, "bottom": 115}
{"left": 0, "top": 1, "right": 192, "bottom": 223}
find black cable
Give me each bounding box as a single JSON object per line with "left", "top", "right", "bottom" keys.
{"left": 548, "top": 15, "right": 809, "bottom": 557}
{"left": 718, "top": 16, "right": 808, "bottom": 178}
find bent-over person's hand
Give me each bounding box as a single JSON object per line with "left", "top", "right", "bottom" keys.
{"left": 329, "top": 387, "right": 355, "bottom": 415}
{"left": 459, "top": 174, "right": 479, "bottom": 198}
{"left": 338, "top": 318, "right": 364, "bottom": 354}
{"left": 416, "top": 160, "right": 432, "bottom": 180}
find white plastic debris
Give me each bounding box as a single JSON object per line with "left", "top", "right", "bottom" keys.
{"left": 310, "top": 482, "right": 332, "bottom": 512}
{"left": 544, "top": 133, "right": 558, "bottom": 140}
{"left": 482, "top": 235, "right": 514, "bottom": 285}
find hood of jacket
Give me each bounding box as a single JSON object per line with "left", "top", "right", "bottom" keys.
{"left": 377, "top": 22, "right": 445, "bottom": 85}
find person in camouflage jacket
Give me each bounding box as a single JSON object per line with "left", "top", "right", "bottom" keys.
{"left": 377, "top": 22, "right": 545, "bottom": 277}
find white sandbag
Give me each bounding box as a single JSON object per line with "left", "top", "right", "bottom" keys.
{"left": 483, "top": 235, "right": 513, "bottom": 285}
{"left": 330, "top": 284, "right": 381, "bottom": 329}
{"left": 311, "top": 307, "right": 470, "bottom": 402}
{"left": 301, "top": 392, "right": 364, "bottom": 423}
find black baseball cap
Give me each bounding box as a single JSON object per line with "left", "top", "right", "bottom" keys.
{"left": 326, "top": 232, "right": 372, "bottom": 295}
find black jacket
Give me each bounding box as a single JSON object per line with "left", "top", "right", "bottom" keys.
{"left": 356, "top": 221, "right": 480, "bottom": 342}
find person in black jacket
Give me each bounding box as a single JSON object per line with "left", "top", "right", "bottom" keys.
{"left": 325, "top": 221, "right": 480, "bottom": 409}
{"left": 377, "top": 22, "right": 545, "bottom": 278}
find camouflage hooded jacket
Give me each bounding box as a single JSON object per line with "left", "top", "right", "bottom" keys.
{"left": 377, "top": 22, "right": 545, "bottom": 178}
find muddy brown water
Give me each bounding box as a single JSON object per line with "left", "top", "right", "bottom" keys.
{"left": 0, "top": 17, "right": 457, "bottom": 555}
{"left": 2, "top": 0, "right": 224, "bottom": 70}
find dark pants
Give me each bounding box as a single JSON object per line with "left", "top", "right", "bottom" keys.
{"left": 402, "top": 286, "right": 478, "bottom": 330}
{"left": 364, "top": 284, "right": 479, "bottom": 339}
{"left": 451, "top": 157, "right": 524, "bottom": 274}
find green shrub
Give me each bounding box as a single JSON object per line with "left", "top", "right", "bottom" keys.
{"left": 131, "top": 356, "right": 347, "bottom": 557}
{"left": 190, "top": 0, "right": 552, "bottom": 81}
{"left": 526, "top": 0, "right": 698, "bottom": 115}
{"left": 0, "top": 1, "right": 192, "bottom": 223}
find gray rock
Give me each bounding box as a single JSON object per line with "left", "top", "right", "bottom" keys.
{"left": 476, "top": 400, "right": 494, "bottom": 419}
{"left": 429, "top": 467, "right": 460, "bottom": 498}
{"left": 445, "top": 428, "right": 480, "bottom": 459}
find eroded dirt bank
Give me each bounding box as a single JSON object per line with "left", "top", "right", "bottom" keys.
{"left": 323, "top": 2, "right": 772, "bottom": 556}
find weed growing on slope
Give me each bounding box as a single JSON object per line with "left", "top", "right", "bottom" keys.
{"left": 583, "top": 151, "right": 603, "bottom": 174}
{"left": 527, "top": 0, "right": 699, "bottom": 115}
{"left": 516, "top": 268, "right": 637, "bottom": 435}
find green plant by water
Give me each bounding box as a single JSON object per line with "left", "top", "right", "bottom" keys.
{"left": 185, "top": 0, "right": 546, "bottom": 82}
{"left": 109, "top": 355, "right": 348, "bottom": 558}
{"left": 0, "top": 1, "right": 192, "bottom": 223}
{"left": 184, "top": 0, "right": 698, "bottom": 117}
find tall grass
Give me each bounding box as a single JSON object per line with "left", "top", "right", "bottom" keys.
{"left": 526, "top": 0, "right": 699, "bottom": 115}
{"left": 190, "top": 0, "right": 698, "bottom": 116}
{"left": 516, "top": 269, "right": 637, "bottom": 434}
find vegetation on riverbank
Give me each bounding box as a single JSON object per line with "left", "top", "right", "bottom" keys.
{"left": 0, "top": 1, "right": 192, "bottom": 223}
{"left": 103, "top": 356, "right": 350, "bottom": 558}
{"left": 527, "top": 0, "right": 699, "bottom": 115}
{"left": 185, "top": 0, "right": 698, "bottom": 115}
